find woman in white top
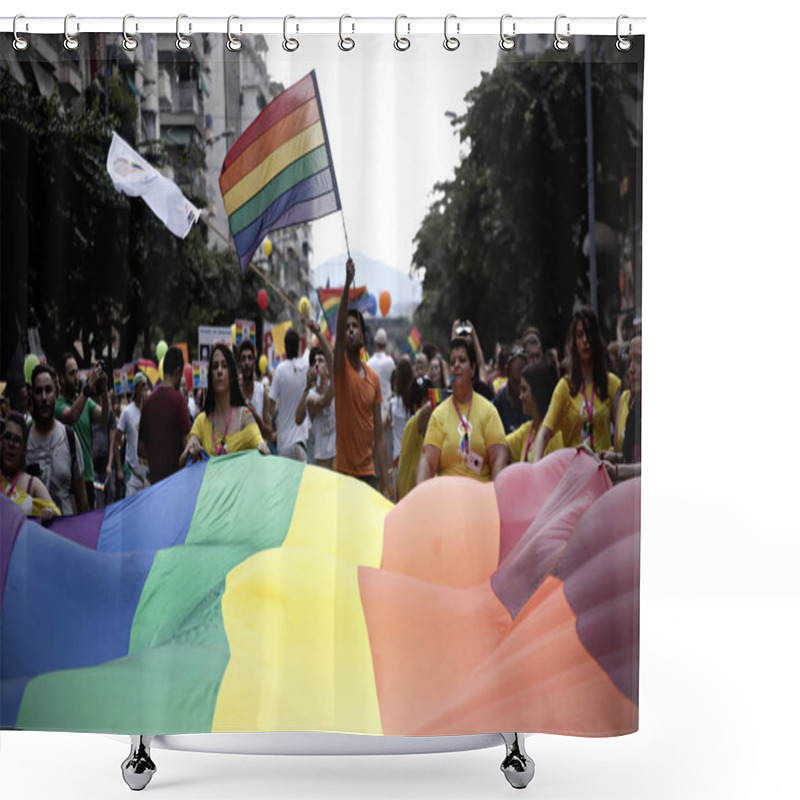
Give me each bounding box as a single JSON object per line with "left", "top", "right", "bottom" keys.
{"left": 295, "top": 320, "right": 336, "bottom": 469}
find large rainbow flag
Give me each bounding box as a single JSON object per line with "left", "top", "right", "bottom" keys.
{"left": 0, "top": 450, "right": 639, "bottom": 736}
{"left": 220, "top": 71, "right": 342, "bottom": 274}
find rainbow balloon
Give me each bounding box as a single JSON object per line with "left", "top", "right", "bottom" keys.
{"left": 1, "top": 450, "right": 639, "bottom": 736}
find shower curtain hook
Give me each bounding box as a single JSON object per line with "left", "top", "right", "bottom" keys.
{"left": 338, "top": 15, "right": 355, "bottom": 51}
{"left": 176, "top": 14, "right": 191, "bottom": 50}
{"left": 616, "top": 15, "right": 632, "bottom": 51}
{"left": 227, "top": 15, "right": 242, "bottom": 51}
{"left": 122, "top": 15, "right": 139, "bottom": 51}
{"left": 12, "top": 15, "right": 29, "bottom": 51}
{"left": 283, "top": 15, "right": 299, "bottom": 51}
{"left": 64, "top": 13, "right": 79, "bottom": 51}
{"left": 444, "top": 14, "right": 460, "bottom": 51}
{"left": 499, "top": 14, "right": 516, "bottom": 51}
{"left": 554, "top": 14, "right": 570, "bottom": 51}
{"left": 394, "top": 15, "right": 411, "bottom": 51}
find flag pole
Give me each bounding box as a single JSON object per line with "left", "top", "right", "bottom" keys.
{"left": 340, "top": 210, "right": 352, "bottom": 260}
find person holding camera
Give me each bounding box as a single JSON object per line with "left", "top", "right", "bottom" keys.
{"left": 55, "top": 353, "right": 109, "bottom": 509}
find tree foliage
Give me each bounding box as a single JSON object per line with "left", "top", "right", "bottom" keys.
{"left": 1, "top": 68, "right": 263, "bottom": 375}
{"left": 412, "top": 43, "right": 642, "bottom": 353}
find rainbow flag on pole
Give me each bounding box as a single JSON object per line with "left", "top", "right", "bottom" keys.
{"left": 316, "top": 286, "right": 367, "bottom": 337}
{"left": 220, "top": 71, "right": 342, "bottom": 274}
{"left": 407, "top": 325, "right": 422, "bottom": 354}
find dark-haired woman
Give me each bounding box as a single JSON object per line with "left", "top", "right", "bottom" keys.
{"left": 532, "top": 307, "right": 620, "bottom": 461}
{"left": 179, "top": 343, "right": 268, "bottom": 466}
{"left": 396, "top": 375, "right": 434, "bottom": 500}
{"left": 416, "top": 338, "right": 508, "bottom": 483}
{"left": 1, "top": 411, "right": 60, "bottom": 522}
{"left": 505, "top": 365, "right": 562, "bottom": 463}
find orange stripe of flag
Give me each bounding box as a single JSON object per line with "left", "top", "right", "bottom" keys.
{"left": 222, "top": 73, "right": 316, "bottom": 167}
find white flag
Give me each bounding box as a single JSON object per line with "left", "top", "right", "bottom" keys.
{"left": 106, "top": 133, "right": 200, "bottom": 239}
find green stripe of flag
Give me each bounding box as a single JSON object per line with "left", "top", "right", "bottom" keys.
{"left": 229, "top": 145, "right": 331, "bottom": 236}
{"left": 18, "top": 453, "right": 306, "bottom": 734}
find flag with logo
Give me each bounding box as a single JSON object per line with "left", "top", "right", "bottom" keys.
{"left": 106, "top": 133, "right": 200, "bottom": 239}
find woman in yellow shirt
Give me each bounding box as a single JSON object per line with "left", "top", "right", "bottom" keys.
{"left": 533, "top": 307, "right": 620, "bottom": 460}
{"left": 179, "top": 344, "right": 268, "bottom": 466}
{"left": 416, "top": 338, "right": 508, "bottom": 483}
{"left": 505, "top": 365, "right": 560, "bottom": 462}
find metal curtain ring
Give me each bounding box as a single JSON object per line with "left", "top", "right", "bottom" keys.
{"left": 554, "top": 14, "right": 570, "bottom": 51}
{"left": 122, "top": 15, "right": 138, "bottom": 51}
{"left": 176, "top": 14, "right": 191, "bottom": 50}
{"left": 444, "top": 14, "right": 460, "bottom": 51}
{"left": 64, "top": 13, "right": 79, "bottom": 51}
{"left": 338, "top": 14, "right": 355, "bottom": 51}
{"left": 12, "top": 14, "right": 29, "bottom": 51}
{"left": 227, "top": 15, "right": 242, "bottom": 51}
{"left": 394, "top": 15, "right": 410, "bottom": 51}
{"left": 283, "top": 15, "right": 299, "bottom": 52}
{"left": 616, "top": 15, "right": 632, "bottom": 51}
{"left": 499, "top": 14, "right": 516, "bottom": 51}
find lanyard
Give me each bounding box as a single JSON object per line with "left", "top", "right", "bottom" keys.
{"left": 451, "top": 392, "right": 473, "bottom": 454}
{"left": 581, "top": 381, "right": 596, "bottom": 449}
{"left": 212, "top": 406, "right": 232, "bottom": 455}
{"left": 523, "top": 421, "right": 540, "bottom": 462}
{"left": 3, "top": 471, "right": 21, "bottom": 498}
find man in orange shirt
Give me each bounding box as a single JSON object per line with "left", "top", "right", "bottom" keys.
{"left": 333, "top": 257, "right": 390, "bottom": 499}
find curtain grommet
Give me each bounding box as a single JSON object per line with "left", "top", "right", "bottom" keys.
{"left": 12, "top": 14, "right": 29, "bottom": 51}
{"left": 500, "top": 14, "right": 516, "bottom": 51}
{"left": 616, "top": 15, "right": 632, "bottom": 51}
{"left": 444, "top": 14, "right": 460, "bottom": 51}
{"left": 283, "top": 15, "right": 299, "bottom": 52}
{"left": 122, "top": 14, "right": 138, "bottom": 51}
{"left": 554, "top": 14, "right": 570, "bottom": 51}
{"left": 176, "top": 14, "right": 191, "bottom": 50}
{"left": 394, "top": 15, "right": 411, "bottom": 51}
{"left": 64, "top": 13, "right": 79, "bottom": 51}
{"left": 338, "top": 14, "right": 355, "bottom": 51}
{"left": 227, "top": 15, "right": 242, "bottom": 52}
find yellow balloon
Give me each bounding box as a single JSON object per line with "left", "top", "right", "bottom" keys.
{"left": 158, "top": 356, "right": 164, "bottom": 381}
{"left": 263, "top": 238, "right": 273, "bottom": 257}
{"left": 258, "top": 354, "right": 268, "bottom": 375}
{"left": 298, "top": 296, "right": 311, "bottom": 317}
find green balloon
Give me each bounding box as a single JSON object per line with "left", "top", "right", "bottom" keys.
{"left": 156, "top": 340, "right": 168, "bottom": 362}
{"left": 24, "top": 354, "right": 40, "bottom": 385}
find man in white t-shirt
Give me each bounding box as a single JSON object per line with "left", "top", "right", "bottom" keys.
{"left": 367, "top": 328, "right": 395, "bottom": 419}
{"left": 112, "top": 372, "right": 149, "bottom": 497}
{"left": 267, "top": 328, "right": 310, "bottom": 461}
{"left": 238, "top": 339, "right": 271, "bottom": 441}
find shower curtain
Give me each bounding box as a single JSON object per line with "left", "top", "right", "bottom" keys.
{"left": 1, "top": 25, "right": 643, "bottom": 740}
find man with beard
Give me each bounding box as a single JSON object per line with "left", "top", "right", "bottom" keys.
{"left": 56, "top": 353, "right": 109, "bottom": 508}
{"left": 332, "top": 257, "right": 389, "bottom": 497}
{"left": 238, "top": 339, "right": 271, "bottom": 441}
{"left": 26, "top": 364, "right": 88, "bottom": 515}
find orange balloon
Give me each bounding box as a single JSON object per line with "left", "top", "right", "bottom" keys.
{"left": 379, "top": 291, "right": 392, "bottom": 317}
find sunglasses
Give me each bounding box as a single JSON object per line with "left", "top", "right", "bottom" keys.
{"left": 2, "top": 433, "right": 23, "bottom": 446}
